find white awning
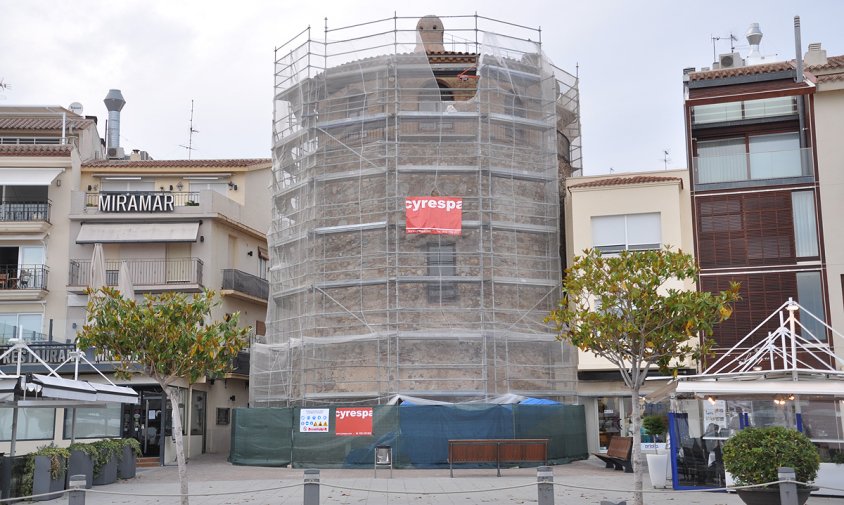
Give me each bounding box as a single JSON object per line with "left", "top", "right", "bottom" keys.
{"left": 0, "top": 376, "right": 19, "bottom": 402}
{"left": 647, "top": 378, "right": 844, "bottom": 401}
{"left": 0, "top": 168, "right": 63, "bottom": 186}
{"left": 31, "top": 373, "right": 98, "bottom": 402}
{"left": 90, "top": 381, "right": 140, "bottom": 404}
{"left": 77, "top": 222, "right": 200, "bottom": 243}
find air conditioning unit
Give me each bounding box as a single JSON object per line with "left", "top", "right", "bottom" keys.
{"left": 719, "top": 52, "right": 744, "bottom": 69}
{"left": 107, "top": 147, "right": 125, "bottom": 159}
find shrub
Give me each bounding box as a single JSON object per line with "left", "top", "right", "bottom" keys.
{"left": 120, "top": 437, "right": 142, "bottom": 458}
{"left": 91, "top": 438, "right": 124, "bottom": 477}
{"left": 642, "top": 415, "right": 668, "bottom": 438}
{"left": 21, "top": 444, "right": 70, "bottom": 496}
{"left": 722, "top": 426, "right": 820, "bottom": 487}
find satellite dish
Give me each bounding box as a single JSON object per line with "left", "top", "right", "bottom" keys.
{"left": 69, "top": 102, "right": 84, "bottom": 115}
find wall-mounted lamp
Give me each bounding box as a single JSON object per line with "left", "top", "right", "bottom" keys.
{"left": 707, "top": 395, "right": 717, "bottom": 405}
{"left": 199, "top": 235, "right": 205, "bottom": 243}
{"left": 87, "top": 185, "right": 92, "bottom": 191}
{"left": 229, "top": 395, "right": 236, "bottom": 402}
{"left": 247, "top": 250, "right": 254, "bottom": 257}
{"left": 56, "top": 178, "right": 62, "bottom": 187}
{"left": 169, "top": 184, "right": 174, "bottom": 191}
{"left": 228, "top": 181, "right": 238, "bottom": 191}
{"left": 160, "top": 186, "right": 165, "bottom": 191}
{"left": 176, "top": 182, "right": 184, "bottom": 191}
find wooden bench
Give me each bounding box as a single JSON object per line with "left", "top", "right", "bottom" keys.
{"left": 448, "top": 439, "right": 548, "bottom": 477}
{"left": 592, "top": 436, "right": 633, "bottom": 473}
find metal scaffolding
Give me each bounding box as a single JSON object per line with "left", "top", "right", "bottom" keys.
{"left": 252, "top": 14, "right": 582, "bottom": 406}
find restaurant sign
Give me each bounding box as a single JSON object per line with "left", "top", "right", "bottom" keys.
{"left": 99, "top": 192, "right": 175, "bottom": 213}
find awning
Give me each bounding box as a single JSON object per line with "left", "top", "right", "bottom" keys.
{"left": 0, "top": 376, "right": 19, "bottom": 402}
{"left": 646, "top": 378, "right": 844, "bottom": 402}
{"left": 0, "top": 168, "right": 63, "bottom": 186}
{"left": 77, "top": 222, "right": 200, "bottom": 243}
{"left": 31, "top": 373, "right": 98, "bottom": 402}
{"left": 90, "top": 381, "right": 139, "bottom": 404}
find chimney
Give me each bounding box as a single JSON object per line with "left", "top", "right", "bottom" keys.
{"left": 103, "top": 89, "right": 126, "bottom": 151}
{"left": 415, "top": 15, "right": 445, "bottom": 53}
{"left": 804, "top": 43, "right": 828, "bottom": 67}
{"left": 745, "top": 23, "right": 764, "bottom": 65}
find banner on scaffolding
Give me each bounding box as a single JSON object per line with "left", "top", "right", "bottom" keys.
{"left": 405, "top": 196, "right": 462, "bottom": 235}
{"left": 335, "top": 407, "right": 373, "bottom": 436}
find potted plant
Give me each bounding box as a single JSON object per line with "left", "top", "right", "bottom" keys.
{"left": 91, "top": 439, "right": 122, "bottom": 485}
{"left": 642, "top": 415, "right": 669, "bottom": 488}
{"left": 68, "top": 442, "right": 98, "bottom": 489}
{"left": 722, "top": 426, "right": 819, "bottom": 505}
{"left": 22, "top": 444, "right": 69, "bottom": 501}
{"left": 118, "top": 438, "right": 141, "bottom": 479}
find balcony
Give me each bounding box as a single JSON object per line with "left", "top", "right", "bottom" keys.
{"left": 693, "top": 148, "right": 813, "bottom": 188}
{"left": 0, "top": 264, "right": 49, "bottom": 301}
{"left": 0, "top": 201, "right": 51, "bottom": 234}
{"left": 68, "top": 257, "right": 204, "bottom": 293}
{"left": 221, "top": 269, "right": 268, "bottom": 303}
{"left": 0, "top": 322, "right": 50, "bottom": 345}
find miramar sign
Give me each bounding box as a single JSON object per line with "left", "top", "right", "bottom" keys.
{"left": 99, "top": 192, "right": 175, "bottom": 213}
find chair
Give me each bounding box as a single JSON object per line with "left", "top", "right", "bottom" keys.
{"left": 0, "top": 273, "right": 7, "bottom": 289}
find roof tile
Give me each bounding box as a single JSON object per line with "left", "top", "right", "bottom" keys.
{"left": 688, "top": 61, "right": 794, "bottom": 82}
{"left": 568, "top": 175, "right": 682, "bottom": 190}
{"left": 0, "top": 144, "right": 72, "bottom": 157}
{"left": 82, "top": 158, "right": 271, "bottom": 169}
{"left": 0, "top": 117, "right": 94, "bottom": 130}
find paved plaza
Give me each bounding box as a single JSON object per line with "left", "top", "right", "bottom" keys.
{"left": 55, "top": 454, "right": 843, "bottom": 505}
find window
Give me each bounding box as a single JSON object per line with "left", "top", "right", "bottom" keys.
{"left": 346, "top": 90, "right": 366, "bottom": 118}
{"left": 216, "top": 408, "right": 230, "bottom": 426}
{"left": 63, "top": 404, "right": 121, "bottom": 439}
{"left": 0, "top": 313, "right": 44, "bottom": 341}
{"left": 792, "top": 191, "right": 819, "bottom": 258}
{"left": 258, "top": 248, "right": 269, "bottom": 280}
{"left": 695, "top": 132, "right": 809, "bottom": 185}
{"left": 591, "top": 213, "right": 661, "bottom": 254}
{"left": 692, "top": 96, "right": 797, "bottom": 125}
{"left": 100, "top": 179, "right": 155, "bottom": 192}
{"left": 427, "top": 243, "right": 457, "bottom": 303}
{"left": 0, "top": 408, "right": 55, "bottom": 441}
{"left": 797, "top": 271, "right": 826, "bottom": 341}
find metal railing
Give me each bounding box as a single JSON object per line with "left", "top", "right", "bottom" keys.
{"left": 84, "top": 191, "right": 201, "bottom": 207}
{"left": 0, "top": 322, "right": 50, "bottom": 344}
{"left": 0, "top": 201, "right": 51, "bottom": 222}
{"left": 693, "top": 148, "right": 813, "bottom": 185}
{"left": 0, "top": 136, "right": 63, "bottom": 144}
{"left": 221, "top": 269, "right": 269, "bottom": 300}
{"left": 68, "top": 258, "right": 204, "bottom": 287}
{"left": 0, "top": 264, "right": 49, "bottom": 290}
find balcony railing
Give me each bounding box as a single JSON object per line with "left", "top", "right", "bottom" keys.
{"left": 0, "top": 201, "right": 51, "bottom": 222}
{"left": 221, "top": 269, "right": 268, "bottom": 300}
{"left": 0, "top": 264, "right": 48, "bottom": 291}
{"left": 693, "top": 148, "right": 813, "bottom": 186}
{"left": 0, "top": 322, "right": 50, "bottom": 345}
{"left": 85, "top": 191, "right": 201, "bottom": 208}
{"left": 68, "top": 258, "right": 204, "bottom": 288}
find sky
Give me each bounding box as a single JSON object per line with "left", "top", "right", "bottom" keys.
{"left": 1, "top": 0, "right": 842, "bottom": 175}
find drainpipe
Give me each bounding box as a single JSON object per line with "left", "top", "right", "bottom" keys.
{"left": 794, "top": 16, "right": 807, "bottom": 150}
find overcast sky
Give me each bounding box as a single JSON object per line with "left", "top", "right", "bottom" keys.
{"left": 1, "top": 0, "right": 841, "bottom": 175}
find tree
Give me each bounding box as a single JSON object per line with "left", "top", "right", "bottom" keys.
{"left": 546, "top": 248, "right": 739, "bottom": 505}
{"left": 77, "top": 288, "right": 250, "bottom": 505}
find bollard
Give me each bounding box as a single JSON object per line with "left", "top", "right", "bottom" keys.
{"left": 68, "top": 474, "right": 86, "bottom": 505}
{"left": 537, "top": 466, "right": 554, "bottom": 505}
{"left": 778, "top": 467, "right": 798, "bottom": 505}
{"left": 304, "top": 469, "right": 320, "bottom": 505}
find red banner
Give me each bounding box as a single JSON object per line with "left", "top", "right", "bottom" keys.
{"left": 405, "top": 197, "right": 462, "bottom": 235}
{"left": 335, "top": 407, "right": 373, "bottom": 436}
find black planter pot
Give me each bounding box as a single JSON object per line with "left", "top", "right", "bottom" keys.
{"left": 118, "top": 446, "right": 136, "bottom": 479}
{"left": 32, "top": 455, "right": 66, "bottom": 501}
{"left": 67, "top": 450, "right": 93, "bottom": 489}
{"left": 736, "top": 486, "right": 817, "bottom": 505}
{"left": 92, "top": 456, "right": 117, "bottom": 486}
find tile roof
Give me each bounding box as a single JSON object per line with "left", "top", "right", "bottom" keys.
{"left": 806, "top": 54, "right": 844, "bottom": 84}
{"left": 568, "top": 175, "right": 683, "bottom": 190}
{"left": 688, "top": 61, "right": 794, "bottom": 82}
{"left": 0, "top": 117, "right": 95, "bottom": 130}
{"left": 82, "top": 158, "right": 271, "bottom": 169}
{"left": 0, "top": 144, "right": 72, "bottom": 157}
{"left": 806, "top": 54, "right": 844, "bottom": 71}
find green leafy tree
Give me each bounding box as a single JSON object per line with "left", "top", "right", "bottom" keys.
{"left": 78, "top": 287, "right": 249, "bottom": 505}
{"left": 546, "top": 248, "right": 739, "bottom": 505}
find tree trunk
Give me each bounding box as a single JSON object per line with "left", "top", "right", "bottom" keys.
{"left": 166, "top": 386, "right": 190, "bottom": 505}
{"left": 631, "top": 387, "right": 643, "bottom": 505}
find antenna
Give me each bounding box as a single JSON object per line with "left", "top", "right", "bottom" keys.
{"left": 0, "top": 78, "right": 10, "bottom": 90}
{"left": 663, "top": 149, "right": 671, "bottom": 170}
{"left": 711, "top": 33, "right": 738, "bottom": 62}
{"left": 178, "top": 99, "right": 199, "bottom": 159}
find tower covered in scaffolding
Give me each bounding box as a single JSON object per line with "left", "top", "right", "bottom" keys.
{"left": 252, "top": 14, "right": 582, "bottom": 406}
